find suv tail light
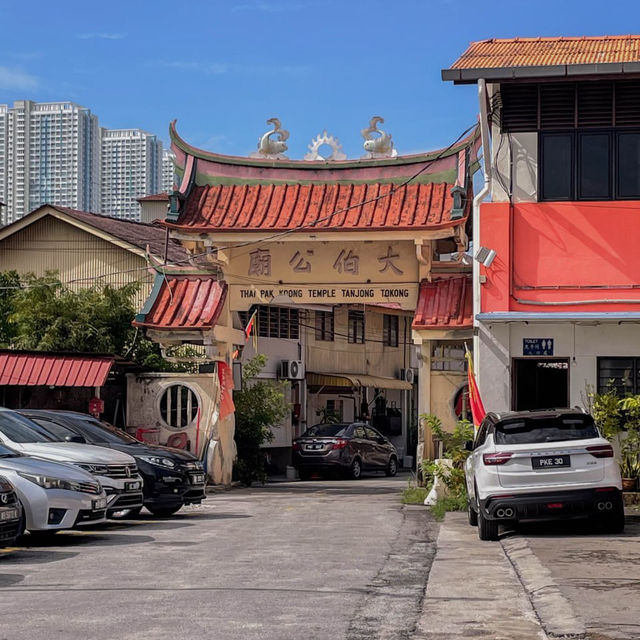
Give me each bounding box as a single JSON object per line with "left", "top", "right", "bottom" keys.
{"left": 483, "top": 452, "right": 513, "bottom": 465}
{"left": 331, "top": 439, "right": 348, "bottom": 450}
{"left": 586, "top": 444, "right": 614, "bottom": 458}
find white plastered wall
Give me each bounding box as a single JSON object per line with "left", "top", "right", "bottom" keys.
{"left": 478, "top": 321, "right": 640, "bottom": 412}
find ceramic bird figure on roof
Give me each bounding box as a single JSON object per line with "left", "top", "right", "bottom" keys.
{"left": 250, "top": 118, "right": 290, "bottom": 159}
{"left": 361, "top": 116, "right": 397, "bottom": 158}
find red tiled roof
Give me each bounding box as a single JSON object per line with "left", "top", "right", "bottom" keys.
{"left": 0, "top": 351, "right": 113, "bottom": 387}
{"left": 25, "top": 205, "right": 187, "bottom": 264}
{"left": 169, "top": 182, "right": 467, "bottom": 232}
{"left": 449, "top": 36, "right": 640, "bottom": 70}
{"left": 133, "top": 276, "right": 227, "bottom": 331}
{"left": 137, "top": 193, "right": 169, "bottom": 202}
{"left": 412, "top": 275, "right": 472, "bottom": 330}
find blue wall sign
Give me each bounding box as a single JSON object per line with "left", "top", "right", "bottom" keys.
{"left": 523, "top": 338, "right": 554, "bottom": 356}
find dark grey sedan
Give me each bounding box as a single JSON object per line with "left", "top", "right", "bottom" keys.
{"left": 292, "top": 423, "right": 398, "bottom": 480}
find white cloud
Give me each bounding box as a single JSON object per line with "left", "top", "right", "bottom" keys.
{"left": 76, "top": 32, "right": 125, "bottom": 40}
{"left": 159, "top": 60, "right": 307, "bottom": 75}
{"left": 0, "top": 66, "right": 38, "bottom": 90}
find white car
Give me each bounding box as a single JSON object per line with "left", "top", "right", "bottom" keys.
{"left": 465, "top": 409, "right": 624, "bottom": 541}
{"left": 0, "top": 441, "right": 108, "bottom": 533}
{"left": 0, "top": 408, "right": 143, "bottom": 518}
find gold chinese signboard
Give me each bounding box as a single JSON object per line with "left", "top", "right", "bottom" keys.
{"left": 226, "top": 241, "right": 419, "bottom": 310}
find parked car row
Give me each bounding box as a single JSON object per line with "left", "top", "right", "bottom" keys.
{"left": 0, "top": 407, "right": 207, "bottom": 548}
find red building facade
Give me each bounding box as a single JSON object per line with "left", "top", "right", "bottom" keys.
{"left": 444, "top": 36, "right": 640, "bottom": 411}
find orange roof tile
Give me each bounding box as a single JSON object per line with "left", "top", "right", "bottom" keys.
{"left": 133, "top": 276, "right": 227, "bottom": 331}
{"left": 451, "top": 36, "right": 640, "bottom": 69}
{"left": 0, "top": 351, "right": 114, "bottom": 387}
{"left": 412, "top": 275, "right": 472, "bottom": 331}
{"left": 167, "top": 182, "right": 469, "bottom": 233}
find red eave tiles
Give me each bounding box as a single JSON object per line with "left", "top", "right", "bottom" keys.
{"left": 451, "top": 36, "right": 640, "bottom": 70}
{"left": 412, "top": 275, "right": 472, "bottom": 330}
{"left": 0, "top": 352, "right": 114, "bottom": 387}
{"left": 172, "top": 182, "right": 466, "bottom": 232}
{"left": 134, "top": 277, "right": 227, "bottom": 331}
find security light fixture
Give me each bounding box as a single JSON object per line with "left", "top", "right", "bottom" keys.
{"left": 474, "top": 246, "right": 496, "bottom": 268}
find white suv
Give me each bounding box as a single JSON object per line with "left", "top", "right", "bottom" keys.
{"left": 465, "top": 409, "right": 624, "bottom": 541}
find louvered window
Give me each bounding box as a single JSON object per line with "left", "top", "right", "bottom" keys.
{"left": 540, "top": 84, "right": 575, "bottom": 129}
{"left": 500, "top": 80, "right": 640, "bottom": 132}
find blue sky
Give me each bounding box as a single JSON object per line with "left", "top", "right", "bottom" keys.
{"left": 2, "top": 0, "right": 639, "bottom": 159}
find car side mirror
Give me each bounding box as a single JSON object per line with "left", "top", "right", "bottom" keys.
{"left": 65, "top": 435, "right": 86, "bottom": 444}
{"left": 464, "top": 440, "right": 474, "bottom": 451}
{"left": 378, "top": 436, "right": 387, "bottom": 444}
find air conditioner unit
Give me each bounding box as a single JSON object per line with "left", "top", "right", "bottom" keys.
{"left": 279, "top": 360, "right": 305, "bottom": 380}
{"left": 400, "top": 368, "right": 416, "bottom": 384}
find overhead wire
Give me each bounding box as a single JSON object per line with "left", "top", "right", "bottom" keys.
{"left": 0, "top": 122, "right": 479, "bottom": 292}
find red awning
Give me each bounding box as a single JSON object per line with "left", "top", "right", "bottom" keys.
{"left": 0, "top": 352, "right": 114, "bottom": 387}
{"left": 412, "top": 275, "right": 472, "bottom": 330}
{"left": 134, "top": 275, "right": 227, "bottom": 331}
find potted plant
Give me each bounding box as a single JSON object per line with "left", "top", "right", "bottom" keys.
{"left": 620, "top": 452, "right": 640, "bottom": 492}
{"left": 618, "top": 396, "right": 640, "bottom": 492}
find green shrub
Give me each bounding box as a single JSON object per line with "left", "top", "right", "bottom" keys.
{"left": 401, "top": 484, "right": 429, "bottom": 505}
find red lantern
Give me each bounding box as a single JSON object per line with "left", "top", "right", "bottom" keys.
{"left": 88, "top": 397, "right": 104, "bottom": 416}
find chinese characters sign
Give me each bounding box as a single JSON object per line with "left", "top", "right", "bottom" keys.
{"left": 228, "top": 241, "right": 419, "bottom": 310}
{"left": 244, "top": 243, "right": 411, "bottom": 279}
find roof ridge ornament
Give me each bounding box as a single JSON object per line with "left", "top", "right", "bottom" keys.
{"left": 250, "top": 117, "right": 289, "bottom": 159}
{"left": 304, "top": 130, "right": 347, "bottom": 161}
{"left": 361, "top": 116, "right": 397, "bottom": 159}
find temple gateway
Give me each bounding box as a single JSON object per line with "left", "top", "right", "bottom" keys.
{"left": 132, "top": 120, "right": 477, "bottom": 483}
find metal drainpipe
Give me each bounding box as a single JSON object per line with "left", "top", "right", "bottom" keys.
{"left": 473, "top": 78, "right": 492, "bottom": 379}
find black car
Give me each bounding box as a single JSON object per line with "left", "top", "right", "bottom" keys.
{"left": 19, "top": 410, "right": 206, "bottom": 517}
{"left": 292, "top": 422, "right": 398, "bottom": 480}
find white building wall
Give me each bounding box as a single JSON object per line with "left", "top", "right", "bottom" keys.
{"left": 100, "top": 129, "right": 162, "bottom": 220}
{"left": 478, "top": 321, "right": 640, "bottom": 413}
{"left": 162, "top": 149, "right": 176, "bottom": 194}
{"left": 0, "top": 100, "right": 100, "bottom": 225}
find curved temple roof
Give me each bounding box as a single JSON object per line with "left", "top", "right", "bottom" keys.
{"left": 165, "top": 122, "right": 478, "bottom": 234}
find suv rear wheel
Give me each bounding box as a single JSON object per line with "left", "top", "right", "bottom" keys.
{"left": 468, "top": 500, "right": 478, "bottom": 526}
{"left": 477, "top": 509, "right": 499, "bottom": 541}
{"left": 602, "top": 502, "right": 625, "bottom": 534}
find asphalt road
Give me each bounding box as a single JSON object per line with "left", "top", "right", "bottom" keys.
{"left": 517, "top": 516, "right": 640, "bottom": 640}
{"left": 0, "top": 473, "right": 436, "bottom": 640}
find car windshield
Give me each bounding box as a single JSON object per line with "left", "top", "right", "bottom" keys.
{"left": 0, "top": 411, "right": 57, "bottom": 443}
{"left": 303, "top": 424, "right": 349, "bottom": 438}
{"left": 0, "top": 442, "right": 21, "bottom": 457}
{"left": 59, "top": 415, "right": 140, "bottom": 445}
{"left": 495, "top": 415, "right": 599, "bottom": 445}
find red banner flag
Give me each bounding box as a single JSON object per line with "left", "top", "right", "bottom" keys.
{"left": 465, "top": 346, "right": 486, "bottom": 430}
{"left": 218, "top": 361, "right": 235, "bottom": 421}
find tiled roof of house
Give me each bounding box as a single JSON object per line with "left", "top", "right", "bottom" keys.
{"left": 167, "top": 182, "right": 470, "bottom": 233}
{"left": 45, "top": 206, "right": 187, "bottom": 264}
{"left": 451, "top": 35, "right": 640, "bottom": 68}
{"left": 133, "top": 275, "right": 227, "bottom": 331}
{"left": 137, "top": 193, "right": 169, "bottom": 202}
{"left": 0, "top": 351, "right": 114, "bottom": 387}
{"left": 412, "top": 275, "right": 472, "bottom": 331}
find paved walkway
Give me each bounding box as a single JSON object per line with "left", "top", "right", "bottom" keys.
{"left": 415, "top": 512, "right": 548, "bottom": 640}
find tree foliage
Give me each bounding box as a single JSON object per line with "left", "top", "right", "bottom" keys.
{"left": 233, "top": 354, "right": 290, "bottom": 485}
{"left": 1, "top": 270, "right": 189, "bottom": 371}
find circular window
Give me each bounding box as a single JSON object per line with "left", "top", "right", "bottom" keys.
{"left": 159, "top": 384, "right": 199, "bottom": 430}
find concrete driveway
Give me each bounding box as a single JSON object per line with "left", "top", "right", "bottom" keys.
{"left": 0, "top": 473, "right": 435, "bottom": 640}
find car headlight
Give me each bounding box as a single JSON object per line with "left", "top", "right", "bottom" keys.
{"left": 17, "top": 472, "right": 81, "bottom": 491}
{"left": 138, "top": 456, "right": 176, "bottom": 469}
{"left": 76, "top": 464, "right": 109, "bottom": 475}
